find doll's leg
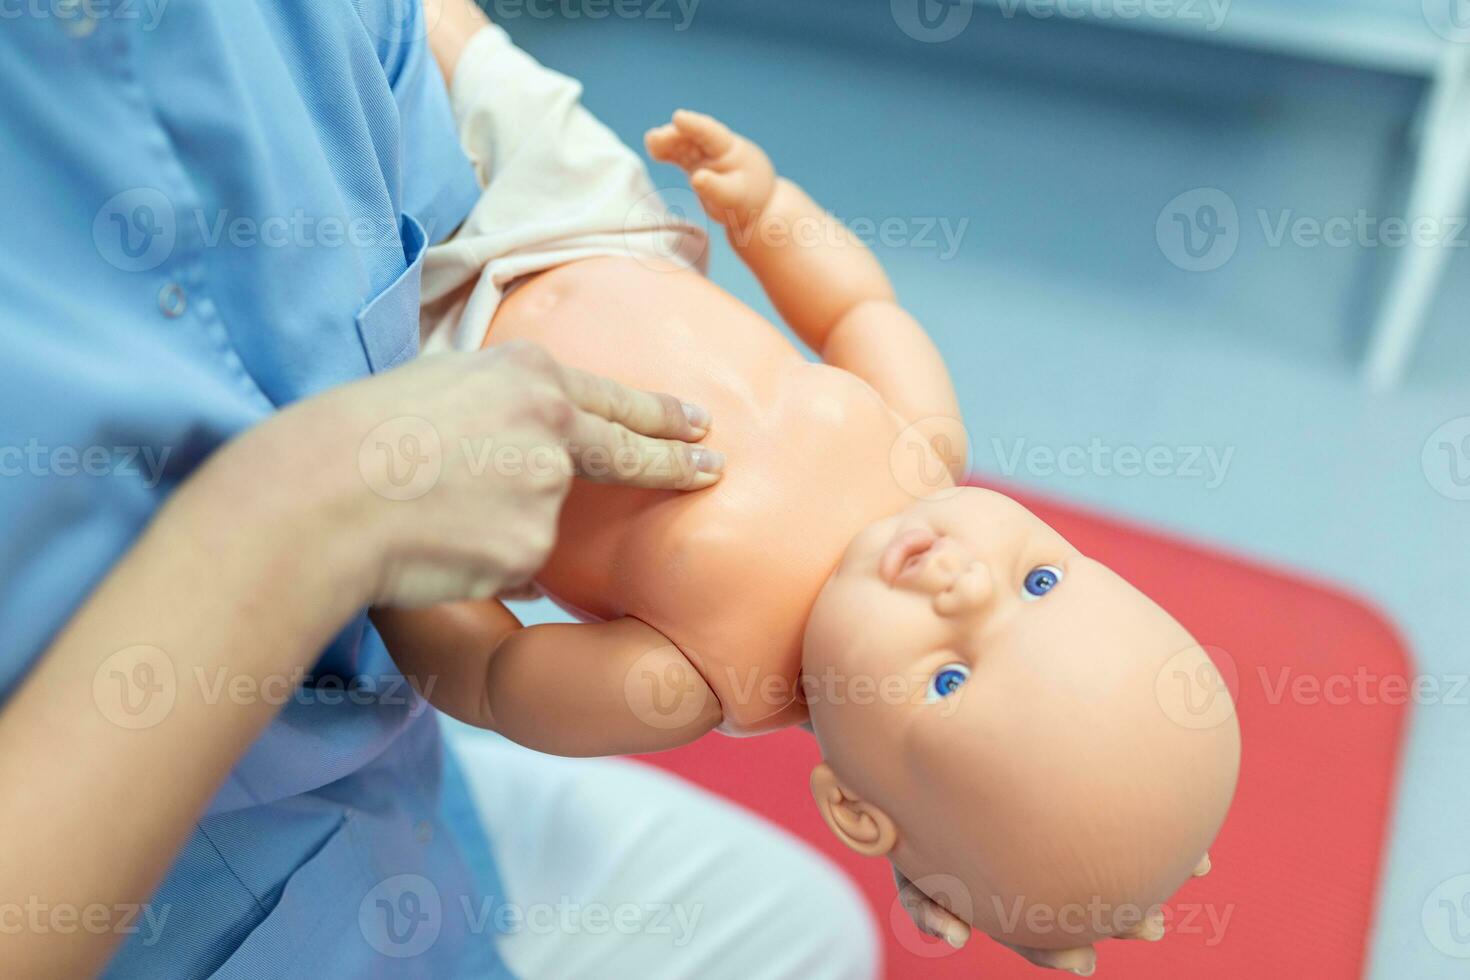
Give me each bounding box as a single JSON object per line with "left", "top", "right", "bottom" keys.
{"left": 448, "top": 725, "right": 880, "bottom": 980}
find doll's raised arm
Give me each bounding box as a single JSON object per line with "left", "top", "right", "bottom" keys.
{"left": 373, "top": 603, "right": 722, "bottom": 756}
{"left": 646, "top": 111, "right": 964, "bottom": 478}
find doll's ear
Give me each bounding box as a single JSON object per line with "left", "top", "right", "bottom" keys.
{"left": 809, "top": 762, "right": 898, "bottom": 858}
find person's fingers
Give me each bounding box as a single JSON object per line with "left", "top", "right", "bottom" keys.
{"left": 672, "top": 108, "right": 736, "bottom": 159}
{"left": 1193, "top": 852, "right": 1212, "bottom": 877}
{"left": 555, "top": 363, "right": 711, "bottom": 441}
{"left": 999, "top": 941, "right": 1098, "bottom": 976}
{"left": 566, "top": 409, "right": 724, "bottom": 490}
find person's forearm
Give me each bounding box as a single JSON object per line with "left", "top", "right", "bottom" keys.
{"left": 732, "top": 178, "right": 897, "bottom": 353}
{"left": 0, "top": 415, "right": 370, "bottom": 977}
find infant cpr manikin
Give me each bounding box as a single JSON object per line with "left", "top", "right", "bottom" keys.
{"left": 391, "top": 30, "right": 1240, "bottom": 962}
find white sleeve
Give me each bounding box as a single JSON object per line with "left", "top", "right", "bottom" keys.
{"left": 420, "top": 24, "right": 708, "bottom": 353}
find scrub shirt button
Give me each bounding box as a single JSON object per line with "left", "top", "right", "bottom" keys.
{"left": 158, "top": 283, "right": 187, "bottom": 318}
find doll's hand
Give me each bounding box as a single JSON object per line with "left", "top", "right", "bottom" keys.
{"left": 893, "top": 865, "right": 1101, "bottom": 975}
{"left": 894, "top": 854, "right": 1212, "bottom": 974}
{"left": 645, "top": 109, "right": 777, "bottom": 228}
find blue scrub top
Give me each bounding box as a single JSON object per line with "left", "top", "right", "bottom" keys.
{"left": 0, "top": 2, "right": 512, "bottom": 976}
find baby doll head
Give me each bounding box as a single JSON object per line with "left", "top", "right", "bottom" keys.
{"left": 802, "top": 488, "right": 1240, "bottom": 949}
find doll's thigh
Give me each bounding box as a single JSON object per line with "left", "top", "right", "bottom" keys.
{"left": 447, "top": 725, "right": 879, "bottom": 980}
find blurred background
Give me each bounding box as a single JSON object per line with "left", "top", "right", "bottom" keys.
{"left": 489, "top": 1, "right": 1468, "bottom": 975}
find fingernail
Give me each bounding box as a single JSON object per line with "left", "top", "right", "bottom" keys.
{"left": 943, "top": 929, "right": 965, "bottom": 949}
{"left": 1069, "top": 967, "right": 1095, "bottom": 978}
{"left": 691, "top": 447, "right": 725, "bottom": 474}
{"left": 682, "top": 401, "right": 711, "bottom": 434}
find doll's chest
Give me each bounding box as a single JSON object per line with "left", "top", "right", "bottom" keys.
{"left": 540, "top": 362, "right": 923, "bottom": 732}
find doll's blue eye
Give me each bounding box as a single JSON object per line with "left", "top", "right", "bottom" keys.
{"left": 927, "top": 664, "right": 970, "bottom": 702}
{"left": 1022, "top": 564, "right": 1063, "bottom": 600}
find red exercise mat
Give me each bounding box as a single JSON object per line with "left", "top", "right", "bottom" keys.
{"left": 637, "top": 484, "right": 1411, "bottom": 978}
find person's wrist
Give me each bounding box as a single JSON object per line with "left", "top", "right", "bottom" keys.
{"left": 195, "top": 401, "right": 385, "bottom": 618}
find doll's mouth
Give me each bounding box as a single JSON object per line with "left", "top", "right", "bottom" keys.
{"left": 880, "top": 527, "right": 939, "bottom": 586}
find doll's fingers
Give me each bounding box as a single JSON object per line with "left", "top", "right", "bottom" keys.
{"left": 644, "top": 125, "right": 681, "bottom": 161}
{"left": 691, "top": 169, "right": 750, "bottom": 213}
{"left": 893, "top": 869, "right": 969, "bottom": 948}
{"left": 1118, "top": 908, "right": 1166, "bottom": 942}
{"left": 1193, "top": 853, "right": 1212, "bottom": 877}
{"left": 672, "top": 108, "right": 736, "bottom": 158}
{"left": 905, "top": 893, "right": 969, "bottom": 947}
{"left": 999, "top": 941, "right": 1098, "bottom": 976}
{"left": 556, "top": 363, "right": 711, "bottom": 441}
{"left": 646, "top": 126, "right": 709, "bottom": 173}
{"left": 567, "top": 410, "right": 725, "bottom": 491}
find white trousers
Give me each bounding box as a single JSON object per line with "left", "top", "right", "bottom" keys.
{"left": 447, "top": 726, "right": 880, "bottom": 980}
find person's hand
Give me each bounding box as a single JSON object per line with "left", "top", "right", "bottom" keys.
{"left": 645, "top": 109, "right": 778, "bottom": 229}
{"left": 257, "top": 340, "right": 722, "bottom": 609}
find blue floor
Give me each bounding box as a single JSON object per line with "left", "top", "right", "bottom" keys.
{"left": 494, "top": 5, "right": 1468, "bottom": 975}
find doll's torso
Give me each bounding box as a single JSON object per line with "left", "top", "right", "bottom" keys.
{"left": 489, "top": 257, "right": 926, "bottom": 733}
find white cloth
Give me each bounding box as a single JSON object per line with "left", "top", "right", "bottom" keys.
{"left": 422, "top": 24, "right": 707, "bottom": 354}
{"left": 447, "top": 724, "right": 880, "bottom": 980}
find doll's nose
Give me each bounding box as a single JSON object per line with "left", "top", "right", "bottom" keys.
{"left": 934, "top": 561, "right": 994, "bottom": 617}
